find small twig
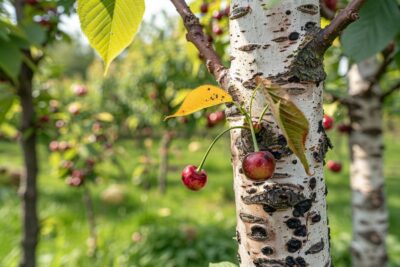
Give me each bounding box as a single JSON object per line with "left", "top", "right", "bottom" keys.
{"left": 320, "top": 0, "right": 335, "bottom": 20}
{"left": 169, "top": 0, "right": 228, "bottom": 88}
{"left": 315, "top": 0, "right": 366, "bottom": 55}
{"left": 366, "top": 56, "right": 394, "bottom": 92}
{"left": 381, "top": 80, "right": 400, "bottom": 101}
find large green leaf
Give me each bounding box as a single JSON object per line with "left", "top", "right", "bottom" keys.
{"left": 0, "top": 39, "right": 22, "bottom": 82}
{"left": 209, "top": 262, "right": 238, "bottom": 267}
{"left": 22, "top": 22, "right": 46, "bottom": 45}
{"left": 77, "top": 0, "right": 145, "bottom": 73}
{"left": 341, "top": 0, "right": 400, "bottom": 62}
{"left": 256, "top": 77, "right": 310, "bottom": 175}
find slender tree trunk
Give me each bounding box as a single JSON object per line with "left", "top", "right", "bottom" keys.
{"left": 158, "top": 131, "right": 173, "bottom": 194}
{"left": 227, "top": 1, "right": 331, "bottom": 266}
{"left": 347, "top": 59, "right": 388, "bottom": 267}
{"left": 82, "top": 185, "right": 97, "bottom": 257}
{"left": 17, "top": 61, "right": 39, "bottom": 267}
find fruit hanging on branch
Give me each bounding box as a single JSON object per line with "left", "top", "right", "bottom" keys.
{"left": 242, "top": 151, "right": 276, "bottom": 181}
{"left": 181, "top": 165, "right": 207, "bottom": 191}
{"left": 167, "top": 81, "right": 311, "bottom": 190}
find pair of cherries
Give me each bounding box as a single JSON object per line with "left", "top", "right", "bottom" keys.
{"left": 182, "top": 151, "right": 276, "bottom": 191}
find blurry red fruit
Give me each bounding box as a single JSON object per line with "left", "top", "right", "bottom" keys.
{"left": 200, "top": 3, "right": 209, "bottom": 14}
{"left": 326, "top": 160, "right": 342, "bottom": 173}
{"left": 323, "top": 115, "right": 334, "bottom": 130}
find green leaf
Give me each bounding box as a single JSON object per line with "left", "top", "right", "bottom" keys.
{"left": 342, "top": 0, "right": 400, "bottom": 62}
{"left": 0, "top": 39, "right": 23, "bottom": 82}
{"left": 209, "top": 262, "right": 238, "bottom": 267}
{"left": 256, "top": 77, "right": 311, "bottom": 175}
{"left": 77, "top": 0, "right": 145, "bottom": 73}
{"left": 22, "top": 22, "right": 46, "bottom": 45}
{"left": 0, "top": 88, "right": 15, "bottom": 124}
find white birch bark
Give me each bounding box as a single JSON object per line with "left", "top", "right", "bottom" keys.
{"left": 348, "top": 58, "right": 388, "bottom": 267}
{"left": 227, "top": 1, "right": 331, "bottom": 266}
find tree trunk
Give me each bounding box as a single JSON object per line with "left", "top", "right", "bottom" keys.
{"left": 158, "top": 131, "right": 173, "bottom": 194}
{"left": 17, "top": 61, "right": 39, "bottom": 267}
{"left": 82, "top": 185, "right": 97, "bottom": 257}
{"left": 347, "top": 58, "right": 388, "bottom": 267}
{"left": 227, "top": 1, "right": 331, "bottom": 266}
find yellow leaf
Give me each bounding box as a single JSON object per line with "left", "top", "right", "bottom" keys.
{"left": 165, "top": 85, "right": 232, "bottom": 120}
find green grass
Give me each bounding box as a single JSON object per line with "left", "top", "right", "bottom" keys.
{"left": 0, "top": 132, "right": 399, "bottom": 267}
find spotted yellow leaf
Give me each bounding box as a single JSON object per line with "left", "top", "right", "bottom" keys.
{"left": 165, "top": 85, "right": 232, "bottom": 120}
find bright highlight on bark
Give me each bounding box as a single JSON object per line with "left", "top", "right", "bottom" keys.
{"left": 77, "top": 0, "right": 145, "bottom": 74}
{"left": 257, "top": 77, "right": 311, "bottom": 175}
{"left": 165, "top": 85, "right": 233, "bottom": 120}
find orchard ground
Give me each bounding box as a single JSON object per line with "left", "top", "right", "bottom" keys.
{"left": 0, "top": 129, "right": 399, "bottom": 267}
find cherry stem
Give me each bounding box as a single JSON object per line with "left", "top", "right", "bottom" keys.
{"left": 257, "top": 104, "right": 270, "bottom": 125}
{"left": 233, "top": 102, "right": 260, "bottom": 153}
{"left": 249, "top": 84, "right": 261, "bottom": 119}
{"left": 196, "top": 126, "right": 250, "bottom": 172}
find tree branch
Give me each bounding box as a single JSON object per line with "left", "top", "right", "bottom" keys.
{"left": 381, "top": 80, "right": 400, "bottom": 101}
{"left": 169, "top": 0, "right": 228, "bottom": 88}
{"left": 315, "top": 0, "right": 366, "bottom": 55}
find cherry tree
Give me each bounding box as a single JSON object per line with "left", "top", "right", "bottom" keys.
{"left": 76, "top": 0, "right": 365, "bottom": 266}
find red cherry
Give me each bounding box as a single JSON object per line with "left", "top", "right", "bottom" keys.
{"left": 326, "top": 160, "right": 342, "bottom": 173}
{"left": 92, "top": 122, "right": 102, "bottom": 132}
{"left": 86, "top": 159, "right": 96, "bottom": 168}
{"left": 74, "top": 85, "right": 88, "bottom": 96}
{"left": 324, "top": 0, "right": 337, "bottom": 11}
{"left": 179, "top": 117, "right": 189, "bottom": 124}
{"left": 242, "top": 151, "right": 276, "bottom": 180}
{"left": 67, "top": 176, "right": 84, "bottom": 187}
{"left": 214, "top": 111, "right": 225, "bottom": 123}
{"left": 181, "top": 165, "right": 207, "bottom": 191}
{"left": 25, "top": 0, "right": 39, "bottom": 6}
{"left": 212, "top": 25, "right": 223, "bottom": 35}
{"left": 212, "top": 11, "right": 224, "bottom": 20}
{"left": 72, "top": 169, "right": 85, "bottom": 179}
{"left": 58, "top": 141, "right": 71, "bottom": 152}
{"left": 68, "top": 103, "right": 81, "bottom": 115}
{"left": 149, "top": 91, "right": 158, "bottom": 100}
{"left": 224, "top": 6, "right": 230, "bottom": 16}
{"left": 61, "top": 160, "right": 74, "bottom": 170}
{"left": 337, "top": 123, "right": 352, "bottom": 134}
{"left": 200, "top": 3, "right": 209, "bottom": 14}
{"left": 49, "top": 141, "right": 59, "bottom": 152}
{"left": 55, "top": 120, "right": 65, "bottom": 129}
{"left": 323, "top": 115, "right": 334, "bottom": 130}
{"left": 39, "top": 115, "right": 50, "bottom": 123}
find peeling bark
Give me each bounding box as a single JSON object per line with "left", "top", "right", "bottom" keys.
{"left": 347, "top": 58, "right": 388, "bottom": 267}
{"left": 228, "top": 1, "right": 330, "bottom": 266}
